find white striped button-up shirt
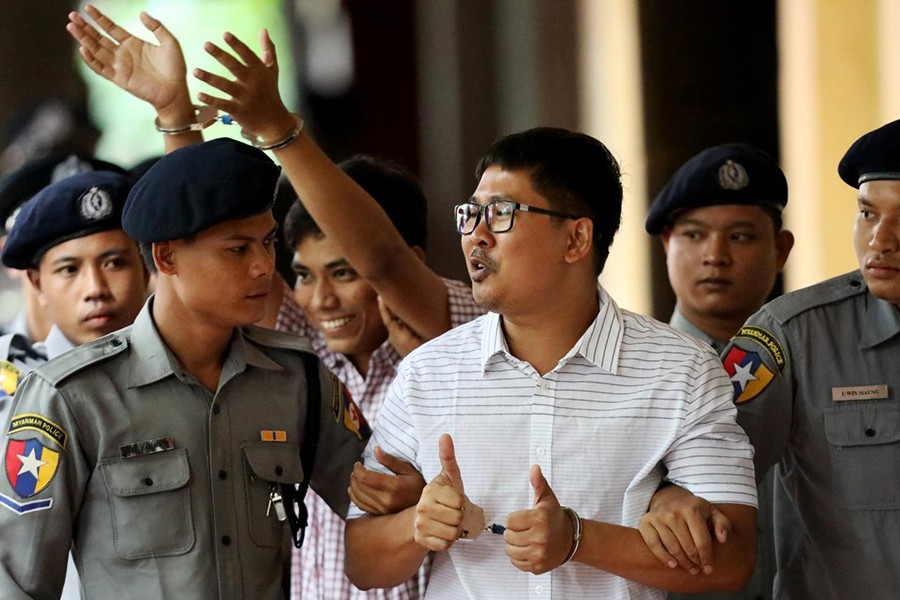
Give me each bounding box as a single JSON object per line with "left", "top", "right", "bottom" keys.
{"left": 349, "top": 286, "right": 757, "bottom": 600}
{"left": 277, "top": 278, "right": 485, "bottom": 600}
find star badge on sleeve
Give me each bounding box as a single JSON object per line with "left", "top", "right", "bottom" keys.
{"left": 723, "top": 347, "right": 774, "bottom": 403}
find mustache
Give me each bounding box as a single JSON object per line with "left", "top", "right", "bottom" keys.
{"left": 470, "top": 247, "right": 499, "bottom": 271}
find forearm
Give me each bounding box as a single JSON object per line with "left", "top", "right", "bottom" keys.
{"left": 273, "top": 134, "right": 451, "bottom": 338}
{"left": 344, "top": 507, "right": 429, "bottom": 589}
{"left": 575, "top": 505, "right": 757, "bottom": 593}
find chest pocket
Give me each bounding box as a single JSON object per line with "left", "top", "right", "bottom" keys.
{"left": 242, "top": 441, "right": 304, "bottom": 548}
{"left": 101, "top": 448, "right": 194, "bottom": 559}
{"left": 824, "top": 404, "right": 900, "bottom": 510}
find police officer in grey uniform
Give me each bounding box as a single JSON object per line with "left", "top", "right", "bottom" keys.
{"left": 644, "top": 144, "right": 794, "bottom": 600}
{"left": 716, "top": 120, "right": 900, "bottom": 599}
{"left": 0, "top": 167, "right": 150, "bottom": 600}
{"left": 0, "top": 138, "right": 367, "bottom": 599}
{"left": 0, "top": 153, "right": 130, "bottom": 342}
{"left": 646, "top": 143, "right": 794, "bottom": 354}
{"left": 0, "top": 169, "right": 144, "bottom": 421}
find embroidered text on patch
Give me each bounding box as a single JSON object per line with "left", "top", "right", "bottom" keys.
{"left": 735, "top": 326, "right": 785, "bottom": 372}
{"left": 8, "top": 413, "right": 68, "bottom": 450}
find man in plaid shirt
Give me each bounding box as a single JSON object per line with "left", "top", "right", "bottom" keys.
{"left": 273, "top": 156, "right": 484, "bottom": 600}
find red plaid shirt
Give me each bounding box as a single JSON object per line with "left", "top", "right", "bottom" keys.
{"left": 276, "top": 278, "right": 484, "bottom": 600}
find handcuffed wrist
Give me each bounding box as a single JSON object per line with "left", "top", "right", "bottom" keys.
{"left": 560, "top": 506, "right": 583, "bottom": 564}
{"left": 240, "top": 114, "right": 304, "bottom": 151}
{"left": 154, "top": 105, "right": 222, "bottom": 135}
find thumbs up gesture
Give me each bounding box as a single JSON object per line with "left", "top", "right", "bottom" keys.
{"left": 504, "top": 465, "right": 575, "bottom": 574}
{"left": 414, "top": 434, "right": 468, "bottom": 551}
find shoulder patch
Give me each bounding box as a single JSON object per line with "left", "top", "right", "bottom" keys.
{"left": 5, "top": 436, "right": 62, "bottom": 499}
{"left": 723, "top": 346, "right": 775, "bottom": 403}
{"left": 331, "top": 375, "right": 371, "bottom": 441}
{"left": 733, "top": 326, "right": 786, "bottom": 373}
{"left": 242, "top": 325, "right": 314, "bottom": 354}
{"left": 765, "top": 270, "right": 866, "bottom": 323}
{"left": 0, "top": 360, "right": 21, "bottom": 397}
{"left": 8, "top": 413, "right": 68, "bottom": 450}
{"left": 35, "top": 332, "right": 129, "bottom": 386}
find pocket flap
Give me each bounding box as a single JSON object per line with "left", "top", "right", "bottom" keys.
{"left": 102, "top": 448, "right": 190, "bottom": 497}
{"left": 242, "top": 441, "right": 303, "bottom": 484}
{"left": 825, "top": 405, "right": 900, "bottom": 447}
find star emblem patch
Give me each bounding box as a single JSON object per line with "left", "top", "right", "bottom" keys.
{"left": 5, "top": 438, "right": 60, "bottom": 498}
{"left": 723, "top": 346, "right": 774, "bottom": 403}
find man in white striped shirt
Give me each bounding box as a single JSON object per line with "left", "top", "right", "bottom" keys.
{"left": 345, "top": 127, "right": 758, "bottom": 599}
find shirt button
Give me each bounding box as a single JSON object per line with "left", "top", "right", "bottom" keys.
{"left": 536, "top": 447, "right": 546, "bottom": 457}
{"left": 143, "top": 478, "right": 153, "bottom": 486}
{"left": 218, "top": 470, "right": 227, "bottom": 480}
{"left": 222, "top": 535, "right": 231, "bottom": 546}
{"left": 275, "top": 465, "right": 284, "bottom": 476}
{"left": 212, "top": 405, "right": 221, "bottom": 414}
{"left": 535, "top": 584, "right": 544, "bottom": 594}
{"left": 865, "top": 427, "right": 877, "bottom": 437}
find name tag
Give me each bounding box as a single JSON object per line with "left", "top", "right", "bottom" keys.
{"left": 831, "top": 385, "right": 890, "bottom": 401}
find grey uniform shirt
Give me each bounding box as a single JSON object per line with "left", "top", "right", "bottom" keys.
{"left": 668, "top": 305, "right": 729, "bottom": 354}
{"left": 0, "top": 300, "right": 366, "bottom": 600}
{"left": 723, "top": 270, "right": 900, "bottom": 600}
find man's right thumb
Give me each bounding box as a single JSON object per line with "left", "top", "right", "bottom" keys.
{"left": 438, "top": 433, "right": 464, "bottom": 491}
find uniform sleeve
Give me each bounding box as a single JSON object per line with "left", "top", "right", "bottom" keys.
{"left": 665, "top": 349, "right": 759, "bottom": 507}
{"left": 308, "top": 360, "right": 367, "bottom": 519}
{"left": 346, "top": 365, "right": 421, "bottom": 520}
{"left": 0, "top": 374, "right": 88, "bottom": 599}
{"left": 722, "top": 307, "right": 794, "bottom": 481}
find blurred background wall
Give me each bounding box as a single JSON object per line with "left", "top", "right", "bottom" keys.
{"left": 3, "top": 0, "right": 899, "bottom": 320}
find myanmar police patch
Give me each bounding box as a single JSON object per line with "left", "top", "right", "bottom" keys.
{"left": 723, "top": 346, "right": 774, "bottom": 403}
{"left": 5, "top": 438, "right": 60, "bottom": 499}
{"left": 331, "top": 377, "right": 371, "bottom": 441}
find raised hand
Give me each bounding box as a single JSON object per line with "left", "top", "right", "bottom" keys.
{"left": 194, "top": 29, "right": 295, "bottom": 143}
{"left": 638, "top": 483, "right": 733, "bottom": 575}
{"left": 349, "top": 446, "right": 426, "bottom": 516}
{"left": 504, "top": 465, "right": 574, "bottom": 574}
{"left": 413, "top": 434, "right": 466, "bottom": 552}
{"left": 66, "top": 5, "right": 189, "bottom": 114}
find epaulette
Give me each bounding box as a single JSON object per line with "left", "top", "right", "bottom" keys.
{"left": 35, "top": 329, "right": 130, "bottom": 386}
{"left": 764, "top": 270, "right": 867, "bottom": 324}
{"left": 241, "top": 325, "right": 316, "bottom": 355}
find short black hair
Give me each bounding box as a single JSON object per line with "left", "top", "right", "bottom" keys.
{"left": 138, "top": 241, "right": 155, "bottom": 273}
{"left": 283, "top": 155, "right": 428, "bottom": 251}
{"left": 475, "top": 127, "right": 623, "bottom": 274}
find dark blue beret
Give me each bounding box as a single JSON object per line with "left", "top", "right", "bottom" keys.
{"left": 1, "top": 170, "right": 133, "bottom": 269}
{"left": 0, "top": 153, "right": 126, "bottom": 234}
{"left": 646, "top": 143, "right": 787, "bottom": 234}
{"left": 838, "top": 119, "right": 900, "bottom": 188}
{"left": 123, "top": 138, "right": 281, "bottom": 243}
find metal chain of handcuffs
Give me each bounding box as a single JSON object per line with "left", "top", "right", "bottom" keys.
{"left": 155, "top": 105, "right": 303, "bottom": 152}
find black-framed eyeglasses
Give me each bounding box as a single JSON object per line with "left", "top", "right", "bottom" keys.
{"left": 454, "top": 200, "right": 583, "bottom": 235}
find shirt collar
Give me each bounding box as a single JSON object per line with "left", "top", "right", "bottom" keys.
{"left": 127, "top": 297, "right": 282, "bottom": 389}
{"left": 33, "top": 325, "right": 76, "bottom": 361}
{"left": 860, "top": 289, "right": 900, "bottom": 349}
{"left": 480, "top": 284, "right": 623, "bottom": 374}
{"left": 669, "top": 305, "right": 728, "bottom": 354}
